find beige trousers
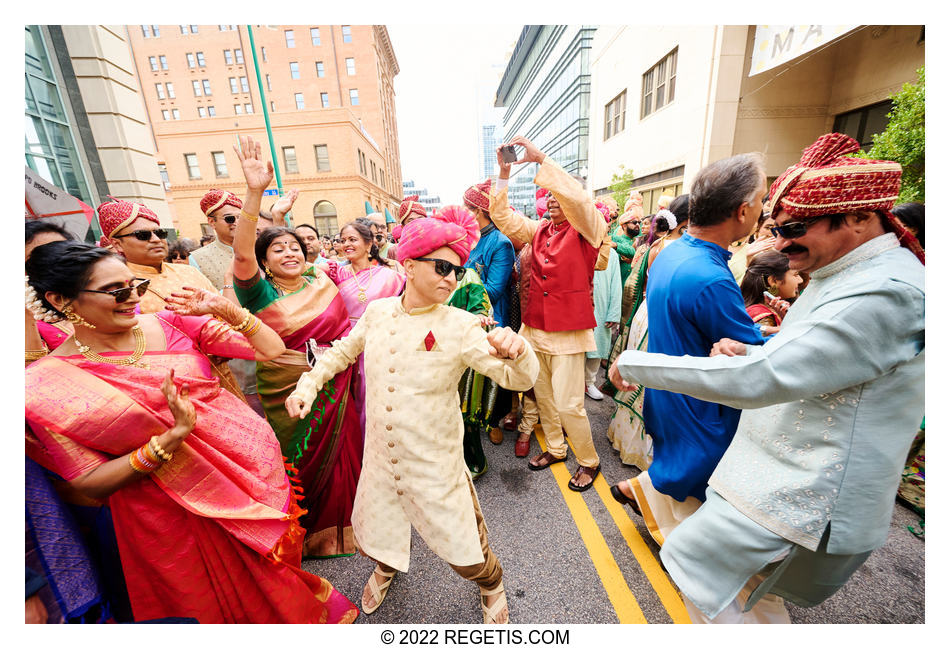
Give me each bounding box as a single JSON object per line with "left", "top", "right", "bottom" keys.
{"left": 517, "top": 390, "right": 542, "bottom": 435}
{"left": 533, "top": 351, "right": 600, "bottom": 468}
{"left": 584, "top": 356, "right": 600, "bottom": 386}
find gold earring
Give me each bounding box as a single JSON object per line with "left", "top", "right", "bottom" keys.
{"left": 767, "top": 284, "right": 778, "bottom": 296}
{"left": 63, "top": 304, "right": 96, "bottom": 329}
{"left": 264, "top": 267, "right": 274, "bottom": 278}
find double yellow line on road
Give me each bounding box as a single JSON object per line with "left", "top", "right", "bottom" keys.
{"left": 534, "top": 430, "right": 690, "bottom": 624}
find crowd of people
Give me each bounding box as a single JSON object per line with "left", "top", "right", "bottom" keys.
{"left": 24, "top": 130, "right": 924, "bottom": 624}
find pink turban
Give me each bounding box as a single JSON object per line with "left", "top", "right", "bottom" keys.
{"left": 397, "top": 205, "right": 480, "bottom": 265}
{"left": 595, "top": 201, "right": 610, "bottom": 222}
{"left": 97, "top": 198, "right": 160, "bottom": 238}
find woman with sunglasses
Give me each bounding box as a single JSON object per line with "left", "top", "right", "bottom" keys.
{"left": 24, "top": 240, "right": 357, "bottom": 623}
{"left": 230, "top": 135, "right": 365, "bottom": 560}
{"left": 287, "top": 215, "right": 538, "bottom": 623}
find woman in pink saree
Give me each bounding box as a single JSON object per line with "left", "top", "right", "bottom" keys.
{"left": 24, "top": 240, "right": 357, "bottom": 623}
{"left": 231, "top": 136, "right": 363, "bottom": 559}
{"left": 320, "top": 219, "right": 405, "bottom": 430}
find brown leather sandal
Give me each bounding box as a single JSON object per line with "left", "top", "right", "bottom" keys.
{"left": 528, "top": 451, "right": 566, "bottom": 471}
{"left": 568, "top": 465, "right": 600, "bottom": 492}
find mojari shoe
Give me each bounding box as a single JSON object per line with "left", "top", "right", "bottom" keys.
{"left": 514, "top": 433, "right": 531, "bottom": 458}
{"left": 489, "top": 426, "right": 504, "bottom": 445}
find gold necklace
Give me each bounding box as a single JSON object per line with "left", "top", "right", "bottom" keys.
{"left": 74, "top": 325, "right": 149, "bottom": 369}
{"left": 350, "top": 263, "right": 377, "bottom": 303}
{"left": 271, "top": 275, "right": 305, "bottom": 294}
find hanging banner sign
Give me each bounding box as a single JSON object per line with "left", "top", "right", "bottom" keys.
{"left": 750, "top": 25, "right": 860, "bottom": 76}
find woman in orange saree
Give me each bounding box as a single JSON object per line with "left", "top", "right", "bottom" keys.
{"left": 24, "top": 241, "right": 357, "bottom": 623}
{"left": 231, "top": 135, "right": 362, "bottom": 559}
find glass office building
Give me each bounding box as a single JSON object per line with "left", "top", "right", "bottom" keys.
{"left": 495, "top": 25, "right": 595, "bottom": 217}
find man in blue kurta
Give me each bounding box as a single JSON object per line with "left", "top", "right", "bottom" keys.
{"left": 609, "top": 153, "right": 767, "bottom": 545}
{"left": 464, "top": 180, "right": 515, "bottom": 329}
{"left": 611, "top": 133, "right": 925, "bottom": 623}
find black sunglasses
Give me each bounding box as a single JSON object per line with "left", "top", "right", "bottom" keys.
{"left": 214, "top": 214, "right": 237, "bottom": 224}
{"left": 770, "top": 215, "right": 836, "bottom": 239}
{"left": 415, "top": 257, "right": 465, "bottom": 281}
{"left": 80, "top": 278, "right": 151, "bottom": 303}
{"left": 114, "top": 228, "right": 169, "bottom": 241}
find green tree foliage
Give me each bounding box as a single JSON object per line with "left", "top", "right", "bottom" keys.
{"left": 608, "top": 165, "right": 637, "bottom": 209}
{"left": 856, "top": 66, "right": 924, "bottom": 203}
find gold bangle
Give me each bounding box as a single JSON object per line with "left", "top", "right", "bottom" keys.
{"left": 129, "top": 448, "right": 157, "bottom": 474}
{"left": 149, "top": 436, "right": 173, "bottom": 462}
{"left": 242, "top": 316, "right": 262, "bottom": 337}
{"left": 230, "top": 308, "right": 252, "bottom": 332}
{"left": 142, "top": 442, "right": 162, "bottom": 464}
{"left": 240, "top": 209, "right": 259, "bottom": 223}
{"left": 25, "top": 348, "right": 49, "bottom": 362}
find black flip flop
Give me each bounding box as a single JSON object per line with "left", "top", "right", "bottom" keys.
{"left": 610, "top": 484, "right": 642, "bottom": 516}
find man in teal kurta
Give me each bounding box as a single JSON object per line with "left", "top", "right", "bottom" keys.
{"left": 610, "top": 134, "right": 925, "bottom": 623}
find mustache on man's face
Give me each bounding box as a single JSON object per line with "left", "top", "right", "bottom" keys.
{"left": 779, "top": 243, "right": 808, "bottom": 255}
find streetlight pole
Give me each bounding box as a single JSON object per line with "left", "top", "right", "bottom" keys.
{"left": 245, "top": 25, "right": 289, "bottom": 226}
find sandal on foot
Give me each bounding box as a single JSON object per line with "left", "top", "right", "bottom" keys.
{"left": 528, "top": 451, "right": 566, "bottom": 471}
{"left": 610, "top": 482, "right": 642, "bottom": 516}
{"left": 362, "top": 565, "right": 397, "bottom": 615}
{"left": 568, "top": 465, "right": 600, "bottom": 492}
{"left": 480, "top": 582, "right": 509, "bottom": 624}
{"left": 500, "top": 412, "right": 518, "bottom": 431}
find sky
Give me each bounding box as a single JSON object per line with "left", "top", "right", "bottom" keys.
{"left": 386, "top": 24, "right": 524, "bottom": 208}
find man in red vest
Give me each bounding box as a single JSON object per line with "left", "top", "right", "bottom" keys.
{"left": 489, "top": 136, "right": 607, "bottom": 491}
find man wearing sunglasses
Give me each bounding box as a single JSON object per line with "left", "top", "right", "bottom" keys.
{"left": 610, "top": 133, "right": 924, "bottom": 623}
{"left": 287, "top": 214, "right": 538, "bottom": 623}
{"left": 99, "top": 199, "right": 246, "bottom": 402}
{"left": 188, "top": 188, "right": 243, "bottom": 292}
{"left": 367, "top": 212, "right": 394, "bottom": 259}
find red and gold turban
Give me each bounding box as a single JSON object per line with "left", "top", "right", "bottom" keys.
{"left": 463, "top": 180, "right": 492, "bottom": 212}
{"left": 397, "top": 194, "right": 427, "bottom": 224}
{"left": 769, "top": 132, "right": 922, "bottom": 263}
{"left": 200, "top": 188, "right": 243, "bottom": 217}
{"left": 97, "top": 198, "right": 160, "bottom": 238}
{"left": 398, "top": 206, "right": 480, "bottom": 266}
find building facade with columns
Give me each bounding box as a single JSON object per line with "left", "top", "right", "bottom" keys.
{"left": 25, "top": 25, "right": 173, "bottom": 236}
{"left": 128, "top": 24, "right": 402, "bottom": 238}
{"left": 588, "top": 25, "right": 924, "bottom": 213}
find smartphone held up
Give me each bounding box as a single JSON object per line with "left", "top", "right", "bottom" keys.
{"left": 501, "top": 145, "right": 519, "bottom": 163}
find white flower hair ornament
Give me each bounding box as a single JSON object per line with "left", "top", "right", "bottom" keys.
{"left": 656, "top": 208, "right": 677, "bottom": 230}
{"left": 25, "top": 275, "right": 60, "bottom": 323}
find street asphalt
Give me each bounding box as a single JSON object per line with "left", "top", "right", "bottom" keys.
{"left": 303, "top": 366, "right": 925, "bottom": 624}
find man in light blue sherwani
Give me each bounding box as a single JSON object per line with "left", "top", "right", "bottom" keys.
{"left": 609, "top": 133, "right": 925, "bottom": 623}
